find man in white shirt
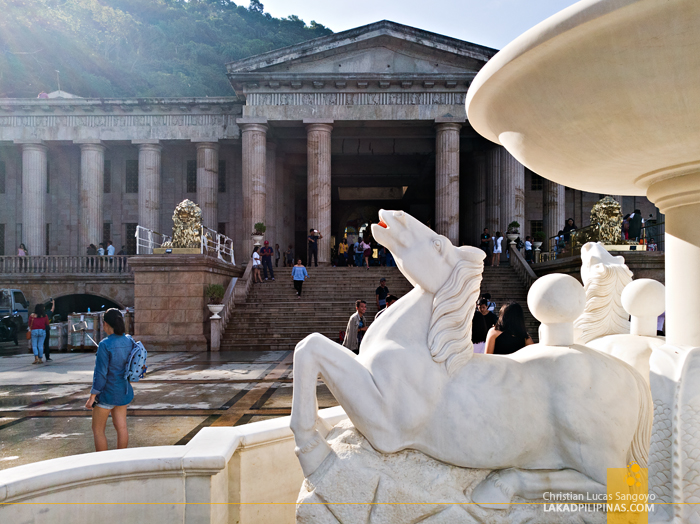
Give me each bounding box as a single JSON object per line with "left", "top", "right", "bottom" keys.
{"left": 106, "top": 240, "right": 115, "bottom": 270}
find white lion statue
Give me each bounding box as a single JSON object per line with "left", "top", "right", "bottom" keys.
{"left": 574, "top": 242, "right": 633, "bottom": 343}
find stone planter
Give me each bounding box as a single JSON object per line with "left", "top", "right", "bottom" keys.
{"left": 207, "top": 304, "right": 224, "bottom": 319}
{"left": 251, "top": 234, "right": 264, "bottom": 246}
{"left": 533, "top": 241, "right": 543, "bottom": 249}
{"left": 506, "top": 233, "right": 519, "bottom": 243}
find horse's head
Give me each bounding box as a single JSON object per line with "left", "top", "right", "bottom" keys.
{"left": 372, "top": 210, "right": 485, "bottom": 294}
{"left": 575, "top": 242, "right": 634, "bottom": 343}
{"left": 580, "top": 242, "right": 628, "bottom": 285}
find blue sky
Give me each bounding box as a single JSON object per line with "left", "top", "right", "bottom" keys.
{"left": 241, "top": 0, "right": 578, "bottom": 49}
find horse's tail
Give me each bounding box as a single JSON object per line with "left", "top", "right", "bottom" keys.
{"left": 627, "top": 365, "right": 653, "bottom": 468}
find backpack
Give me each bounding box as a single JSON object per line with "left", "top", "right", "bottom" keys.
{"left": 124, "top": 335, "right": 148, "bottom": 391}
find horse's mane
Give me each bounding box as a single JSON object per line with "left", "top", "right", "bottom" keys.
{"left": 574, "top": 262, "right": 633, "bottom": 343}
{"left": 428, "top": 257, "right": 483, "bottom": 375}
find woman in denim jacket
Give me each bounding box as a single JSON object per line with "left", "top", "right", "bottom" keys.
{"left": 85, "top": 309, "right": 134, "bottom": 451}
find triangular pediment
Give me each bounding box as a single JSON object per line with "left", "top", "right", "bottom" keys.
{"left": 226, "top": 21, "right": 497, "bottom": 76}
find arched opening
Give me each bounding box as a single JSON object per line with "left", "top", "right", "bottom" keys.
{"left": 51, "top": 294, "right": 122, "bottom": 322}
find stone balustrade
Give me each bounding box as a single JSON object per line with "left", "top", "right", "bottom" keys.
{"left": 0, "top": 255, "right": 133, "bottom": 275}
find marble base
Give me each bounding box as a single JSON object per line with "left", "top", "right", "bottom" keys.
{"left": 296, "top": 420, "right": 605, "bottom": 524}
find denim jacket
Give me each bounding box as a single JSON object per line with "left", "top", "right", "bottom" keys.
{"left": 90, "top": 334, "right": 135, "bottom": 406}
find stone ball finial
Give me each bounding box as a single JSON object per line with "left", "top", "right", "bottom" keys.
{"left": 527, "top": 274, "right": 585, "bottom": 346}
{"left": 622, "top": 279, "right": 665, "bottom": 337}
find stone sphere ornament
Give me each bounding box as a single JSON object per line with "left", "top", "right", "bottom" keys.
{"left": 527, "top": 273, "right": 585, "bottom": 346}
{"left": 622, "top": 278, "right": 665, "bottom": 337}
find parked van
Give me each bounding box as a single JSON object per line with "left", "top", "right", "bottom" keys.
{"left": 0, "top": 289, "right": 30, "bottom": 327}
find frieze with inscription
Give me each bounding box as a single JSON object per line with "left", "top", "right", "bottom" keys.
{"left": 0, "top": 114, "right": 231, "bottom": 128}
{"left": 247, "top": 92, "right": 466, "bottom": 106}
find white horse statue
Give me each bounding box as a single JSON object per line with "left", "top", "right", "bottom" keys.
{"left": 575, "top": 242, "right": 665, "bottom": 383}
{"left": 291, "top": 210, "right": 651, "bottom": 506}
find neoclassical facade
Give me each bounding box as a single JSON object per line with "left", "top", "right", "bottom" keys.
{"left": 0, "top": 21, "right": 658, "bottom": 261}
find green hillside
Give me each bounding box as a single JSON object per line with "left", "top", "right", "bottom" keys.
{"left": 0, "top": 0, "right": 332, "bottom": 98}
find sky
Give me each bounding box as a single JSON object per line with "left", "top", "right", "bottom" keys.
{"left": 241, "top": 0, "right": 579, "bottom": 49}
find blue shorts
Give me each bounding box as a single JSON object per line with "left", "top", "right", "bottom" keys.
{"left": 94, "top": 401, "right": 116, "bottom": 410}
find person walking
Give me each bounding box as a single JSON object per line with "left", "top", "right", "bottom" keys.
{"left": 342, "top": 300, "right": 368, "bottom": 354}
{"left": 260, "top": 241, "right": 275, "bottom": 281}
{"left": 472, "top": 298, "right": 498, "bottom": 354}
{"left": 28, "top": 303, "right": 49, "bottom": 364}
{"left": 491, "top": 231, "right": 503, "bottom": 267}
{"left": 361, "top": 238, "right": 372, "bottom": 270}
{"left": 308, "top": 229, "right": 322, "bottom": 267}
{"left": 291, "top": 259, "right": 308, "bottom": 298}
{"left": 480, "top": 228, "right": 492, "bottom": 266}
{"left": 84, "top": 309, "right": 133, "bottom": 452}
{"left": 285, "top": 244, "right": 294, "bottom": 267}
{"left": 524, "top": 236, "right": 533, "bottom": 263}
{"left": 379, "top": 245, "right": 387, "bottom": 266}
{"left": 347, "top": 238, "right": 356, "bottom": 267}
{"left": 353, "top": 238, "right": 362, "bottom": 268}
{"left": 375, "top": 277, "right": 390, "bottom": 310}
{"left": 117, "top": 245, "right": 127, "bottom": 272}
{"left": 338, "top": 239, "right": 348, "bottom": 267}
{"left": 17, "top": 243, "right": 27, "bottom": 271}
{"left": 43, "top": 299, "right": 55, "bottom": 362}
{"left": 252, "top": 246, "right": 263, "bottom": 283}
{"left": 485, "top": 302, "right": 534, "bottom": 355}
{"left": 563, "top": 218, "right": 577, "bottom": 242}
{"left": 275, "top": 243, "right": 281, "bottom": 268}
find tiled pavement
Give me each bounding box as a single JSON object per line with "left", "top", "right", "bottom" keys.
{"left": 0, "top": 344, "right": 338, "bottom": 470}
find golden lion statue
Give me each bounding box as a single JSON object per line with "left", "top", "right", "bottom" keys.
{"left": 590, "top": 196, "right": 623, "bottom": 244}
{"left": 162, "top": 199, "right": 202, "bottom": 249}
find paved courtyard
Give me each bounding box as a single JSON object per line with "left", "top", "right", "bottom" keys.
{"left": 0, "top": 342, "right": 338, "bottom": 470}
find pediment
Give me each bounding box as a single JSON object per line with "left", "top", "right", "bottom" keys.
{"left": 227, "top": 21, "right": 497, "bottom": 76}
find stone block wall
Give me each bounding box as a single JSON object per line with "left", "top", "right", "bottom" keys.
{"left": 130, "top": 254, "right": 242, "bottom": 351}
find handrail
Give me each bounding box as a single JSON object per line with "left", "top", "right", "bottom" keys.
{"left": 136, "top": 225, "right": 171, "bottom": 255}
{"left": 509, "top": 243, "right": 538, "bottom": 290}
{"left": 219, "top": 275, "right": 238, "bottom": 333}
{"left": 233, "top": 261, "right": 254, "bottom": 305}
{"left": 0, "top": 255, "right": 133, "bottom": 275}
{"left": 201, "top": 225, "right": 235, "bottom": 265}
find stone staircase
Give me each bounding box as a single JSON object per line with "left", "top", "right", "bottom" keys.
{"left": 222, "top": 264, "right": 538, "bottom": 352}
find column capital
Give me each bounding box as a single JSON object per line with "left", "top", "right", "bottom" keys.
{"left": 133, "top": 140, "right": 162, "bottom": 152}
{"left": 14, "top": 140, "right": 47, "bottom": 152}
{"left": 194, "top": 141, "right": 220, "bottom": 152}
{"left": 75, "top": 140, "right": 106, "bottom": 152}
{"left": 434, "top": 121, "right": 463, "bottom": 132}
{"left": 305, "top": 122, "right": 333, "bottom": 134}
{"left": 238, "top": 121, "right": 268, "bottom": 134}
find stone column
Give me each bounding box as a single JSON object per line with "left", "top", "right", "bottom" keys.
{"left": 485, "top": 147, "right": 501, "bottom": 234}
{"left": 134, "top": 141, "right": 162, "bottom": 232}
{"left": 472, "top": 152, "right": 487, "bottom": 245}
{"left": 240, "top": 121, "right": 267, "bottom": 254}
{"left": 276, "top": 152, "right": 286, "bottom": 248}
{"left": 77, "top": 141, "right": 106, "bottom": 250}
{"left": 265, "top": 142, "right": 277, "bottom": 245}
{"left": 195, "top": 141, "right": 219, "bottom": 231}
{"left": 435, "top": 122, "right": 461, "bottom": 244}
{"left": 543, "top": 179, "right": 566, "bottom": 246}
{"left": 305, "top": 120, "right": 333, "bottom": 265}
{"left": 499, "top": 147, "right": 525, "bottom": 237}
{"left": 284, "top": 165, "right": 295, "bottom": 255}
{"left": 17, "top": 141, "right": 48, "bottom": 256}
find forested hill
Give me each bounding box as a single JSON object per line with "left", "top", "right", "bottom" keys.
{"left": 0, "top": 0, "right": 332, "bottom": 98}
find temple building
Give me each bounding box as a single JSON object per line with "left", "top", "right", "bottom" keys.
{"left": 0, "top": 21, "right": 659, "bottom": 262}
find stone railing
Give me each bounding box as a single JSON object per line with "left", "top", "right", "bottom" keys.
{"left": 509, "top": 243, "right": 538, "bottom": 290}
{"left": 0, "top": 406, "right": 348, "bottom": 524}
{"left": 210, "top": 275, "right": 239, "bottom": 352}
{"left": 233, "top": 261, "right": 254, "bottom": 305}
{"left": 0, "top": 255, "right": 133, "bottom": 275}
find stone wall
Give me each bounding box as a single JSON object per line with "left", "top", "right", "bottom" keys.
{"left": 130, "top": 255, "right": 242, "bottom": 351}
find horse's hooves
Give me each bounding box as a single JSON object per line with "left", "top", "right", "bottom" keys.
{"left": 295, "top": 431, "right": 333, "bottom": 478}
{"left": 470, "top": 471, "right": 514, "bottom": 510}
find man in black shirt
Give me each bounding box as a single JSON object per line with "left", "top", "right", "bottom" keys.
{"left": 308, "top": 228, "right": 322, "bottom": 267}
{"left": 472, "top": 298, "right": 498, "bottom": 353}
{"left": 376, "top": 278, "right": 389, "bottom": 310}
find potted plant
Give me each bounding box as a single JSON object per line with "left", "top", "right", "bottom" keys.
{"left": 205, "top": 284, "right": 225, "bottom": 319}
{"left": 533, "top": 230, "right": 546, "bottom": 249}
{"left": 251, "top": 222, "right": 266, "bottom": 246}
{"left": 506, "top": 221, "right": 520, "bottom": 243}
